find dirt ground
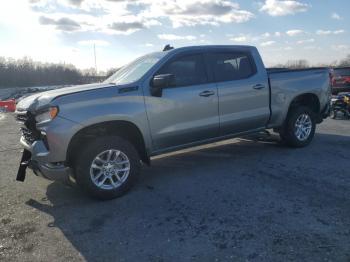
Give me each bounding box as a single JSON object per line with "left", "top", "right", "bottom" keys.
{"left": 0, "top": 113, "right": 349, "bottom": 262}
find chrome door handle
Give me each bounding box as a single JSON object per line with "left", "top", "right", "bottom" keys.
{"left": 252, "top": 84, "right": 266, "bottom": 90}
{"left": 199, "top": 90, "right": 215, "bottom": 97}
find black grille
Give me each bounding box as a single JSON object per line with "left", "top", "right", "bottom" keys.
{"left": 16, "top": 111, "right": 41, "bottom": 145}
{"left": 21, "top": 127, "right": 37, "bottom": 144}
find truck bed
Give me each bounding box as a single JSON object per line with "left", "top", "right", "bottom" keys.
{"left": 267, "top": 67, "right": 329, "bottom": 74}
{"left": 266, "top": 67, "right": 331, "bottom": 128}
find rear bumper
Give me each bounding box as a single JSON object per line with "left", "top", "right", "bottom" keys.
{"left": 322, "top": 102, "right": 331, "bottom": 118}
{"left": 315, "top": 102, "right": 330, "bottom": 124}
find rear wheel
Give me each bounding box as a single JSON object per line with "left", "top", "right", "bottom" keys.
{"left": 75, "top": 136, "right": 141, "bottom": 200}
{"left": 279, "top": 106, "right": 316, "bottom": 148}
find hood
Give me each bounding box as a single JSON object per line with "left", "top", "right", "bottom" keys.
{"left": 16, "top": 83, "right": 113, "bottom": 112}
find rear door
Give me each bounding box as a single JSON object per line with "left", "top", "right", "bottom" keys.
{"left": 208, "top": 51, "right": 270, "bottom": 135}
{"left": 144, "top": 53, "right": 219, "bottom": 151}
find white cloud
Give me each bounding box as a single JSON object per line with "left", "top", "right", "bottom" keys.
{"left": 261, "top": 41, "right": 276, "bottom": 46}
{"left": 286, "top": 29, "right": 304, "bottom": 36}
{"left": 331, "top": 12, "right": 342, "bottom": 20}
{"left": 261, "top": 32, "right": 271, "bottom": 38}
{"left": 316, "top": 30, "right": 332, "bottom": 35}
{"left": 142, "top": 0, "right": 254, "bottom": 28}
{"left": 39, "top": 16, "right": 82, "bottom": 31}
{"left": 334, "top": 29, "right": 345, "bottom": 35}
{"left": 260, "top": 0, "right": 309, "bottom": 16}
{"left": 303, "top": 46, "right": 320, "bottom": 50}
{"left": 297, "top": 38, "right": 314, "bottom": 44}
{"left": 145, "top": 43, "right": 154, "bottom": 47}
{"left": 32, "top": 0, "right": 254, "bottom": 34}
{"left": 331, "top": 45, "right": 349, "bottom": 51}
{"left": 30, "top": 0, "right": 161, "bottom": 35}
{"left": 78, "top": 40, "right": 110, "bottom": 46}
{"left": 157, "top": 34, "right": 197, "bottom": 41}
{"left": 316, "top": 29, "right": 345, "bottom": 35}
{"left": 231, "top": 36, "right": 248, "bottom": 42}
{"left": 108, "top": 21, "right": 145, "bottom": 34}
{"left": 229, "top": 31, "right": 283, "bottom": 43}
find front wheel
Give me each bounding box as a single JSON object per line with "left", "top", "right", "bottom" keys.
{"left": 279, "top": 106, "right": 316, "bottom": 148}
{"left": 75, "top": 136, "right": 141, "bottom": 200}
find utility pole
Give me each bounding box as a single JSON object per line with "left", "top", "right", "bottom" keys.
{"left": 94, "top": 43, "right": 97, "bottom": 75}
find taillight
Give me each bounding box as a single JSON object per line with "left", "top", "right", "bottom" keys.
{"left": 331, "top": 78, "right": 336, "bottom": 86}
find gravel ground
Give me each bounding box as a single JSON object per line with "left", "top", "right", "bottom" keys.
{"left": 0, "top": 113, "right": 349, "bottom": 262}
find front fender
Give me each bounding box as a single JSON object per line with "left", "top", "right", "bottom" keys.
{"left": 53, "top": 87, "right": 152, "bottom": 153}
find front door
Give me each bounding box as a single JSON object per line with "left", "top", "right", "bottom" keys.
{"left": 144, "top": 53, "right": 219, "bottom": 151}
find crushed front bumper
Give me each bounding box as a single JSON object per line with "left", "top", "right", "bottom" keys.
{"left": 15, "top": 110, "right": 81, "bottom": 185}
{"left": 16, "top": 137, "right": 73, "bottom": 185}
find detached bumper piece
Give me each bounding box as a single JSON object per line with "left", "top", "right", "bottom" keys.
{"left": 16, "top": 149, "right": 32, "bottom": 182}
{"left": 16, "top": 148, "right": 73, "bottom": 184}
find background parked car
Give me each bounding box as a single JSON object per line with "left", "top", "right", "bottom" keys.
{"left": 0, "top": 99, "right": 16, "bottom": 112}
{"left": 331, "top": 67, "right": 350, "bottom": 95}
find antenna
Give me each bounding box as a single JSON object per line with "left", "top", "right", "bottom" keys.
{"left": 94, "top": 43, "right": 97, "bottom": 74}
{"left": 163, "top": 44, "right": 174, "bottom": 51}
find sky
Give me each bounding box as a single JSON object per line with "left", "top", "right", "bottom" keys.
{"left": 0, "top": 0, "right": 349, "bottom": 71}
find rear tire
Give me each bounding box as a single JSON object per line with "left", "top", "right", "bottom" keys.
{"left": 279, "top": 106, "right": 316, "bottom": 148}
{"left": 75, "top": 136, "right": 141, "bottom": 200}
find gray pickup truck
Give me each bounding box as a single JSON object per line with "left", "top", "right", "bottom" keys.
{"left": 15, "top": 45, "right": 331, "bottom": 199}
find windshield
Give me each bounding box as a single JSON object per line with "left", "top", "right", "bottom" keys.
{"left": 104, "top": 52, "right": 165, "bottom": 85}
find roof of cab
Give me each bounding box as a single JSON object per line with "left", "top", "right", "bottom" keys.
{"left": 164, "top": 45, "right": 256, "bottom": 54}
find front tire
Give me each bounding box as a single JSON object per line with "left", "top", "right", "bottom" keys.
{"left": 279, "top": 106, "right": 316, "bottom": 148}
{"left": 75, "top": 136, "right": 141, "bottom": 200}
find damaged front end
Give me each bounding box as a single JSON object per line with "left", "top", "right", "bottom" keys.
{"left": 15, "top": 109, "right": 73, "bottom": 184}
{"left": 15, "top": 110, "right": 42, "bottom": 181}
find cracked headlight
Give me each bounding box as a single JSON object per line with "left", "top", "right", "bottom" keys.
{"left": 35, "top": 107, "right": 59, "bottom": 124}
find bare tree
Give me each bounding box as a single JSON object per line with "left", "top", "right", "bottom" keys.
{"left": 0, "top": 57, "right": 111, "bottom": 88}
{"left": 286, "top": 60, "right": 310, "bottom": 69}
{"left": 338, "top": 54, "right": 350, "bottom": 67}
{"left": 105, "top": 68, "right": 120, "bottom": 79}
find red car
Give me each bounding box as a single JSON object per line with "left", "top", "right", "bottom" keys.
{"left": 331, "top": 67, "right": 350, "bottom": 95}
{"left": 0, "top": 99, "right": 16, "bottom": 112}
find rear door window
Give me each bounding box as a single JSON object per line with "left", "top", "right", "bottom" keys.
{"left": 210, "top": 52, "right": 256, "bottom": 82}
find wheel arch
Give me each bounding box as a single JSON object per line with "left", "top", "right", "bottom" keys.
{"left": 66, "top": 120, "right": 150, "bottom": 169}
{"left": 287, "top": 93, "right": 321, "bottom": 118}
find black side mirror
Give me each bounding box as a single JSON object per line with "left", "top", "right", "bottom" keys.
{"left": 150, "top": 74, "right": 175, "bottom": 97}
